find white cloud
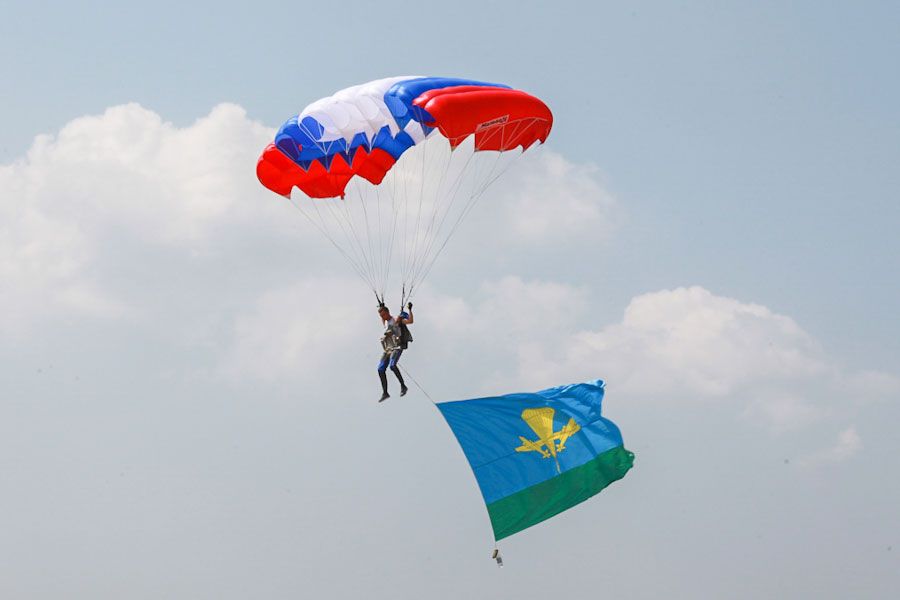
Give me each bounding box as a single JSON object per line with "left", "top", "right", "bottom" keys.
{"left": 512, "top": 285, "right": 827, "bottom": 395}
{"left": 218, "top": 275, "right": 895, "bottom": 442}
{"left": 495, "top": 150, "right": 618, "bottom": 242}
{"left": 1, "top": 104, "right": 616, "bottom": 339}
{"left": 742, "top": 391, "right": 830, "bottom": 433}
{"left": 423, "top": 281, "right": 891, "bottom": 434}
{"left": 220, "top": 278, "right": 370, "bottom": 382}
{"left": 0, "top": 202, "right": 108, "bottom": 333}
{"left": 430, "top": 275, "right": 589, "bottom": 338}
{"left": 0, "top": 103, "right": 277, "bottom": 333}
{"left": 16, "top": 103, "right": 275, "bottom": 244}
{"left": 798, "top": 427, "right": 863, "bottom": 467}
{"left": 842, "top": 370, "right": 900, "bottom": 404}
{"left": 2, "top": 102, "right": 893, "bottom": 441}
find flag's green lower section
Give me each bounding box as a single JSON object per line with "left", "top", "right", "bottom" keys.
{"left": 486, "top": 445, "right": 635, "bottom": 540}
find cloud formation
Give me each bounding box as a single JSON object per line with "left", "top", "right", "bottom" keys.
{"left": 517, "top": 285, "right": 826, "bottom": 394}
{"left": 3, "top": 102, "right": 893, "bottom": 445}
{"left": 3, "top": 102, "right": 899, "bottom": 600}
{"left": 798, "top": 427, "right": 863, "bottom": 467}
{"left": 221, "top": 278, "right": 371, "bottom": 382}
{"left": 217, "top": 273, "right": 890, "bottom": 441}
{"left": 412, "top": 280, "right": 892, "bottom": 436}
{"left": 1, "top": 104, "right": 617, "bottom": 338}
{"left": 0, "top": 103, "right": 277, "bottom": 334}
{"left": 495, "top": 150, "right": 618, "bottom": 242}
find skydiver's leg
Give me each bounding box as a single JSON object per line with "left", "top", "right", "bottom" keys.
{"left": 389, "top": 350, "right": 408, "bottom": 396}
{"left": 377, "top": 353, "right": 390, "bottom": 401}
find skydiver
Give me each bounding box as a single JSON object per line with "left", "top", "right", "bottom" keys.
{"left": 377, "top": 302, "right": 414, "bottom": 402}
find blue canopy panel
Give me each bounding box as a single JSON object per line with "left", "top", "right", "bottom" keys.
{"left": 274, "top": 116, "right": 340, "bottom": 165}
{"left": 274, "top": 116, "right": 420, "bottom": 173}
{"left": 371, "top": 126, "right": 415, "bottom": 160}
{"left": 384, "top": 77, "right": 512, "bottom": 128}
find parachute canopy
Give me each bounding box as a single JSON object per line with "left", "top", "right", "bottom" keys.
{"left": 257, "top": 76, "right": 552, "bottom": 304}
{"left": 258, "top": 76, "right": 552, "bottom": 199}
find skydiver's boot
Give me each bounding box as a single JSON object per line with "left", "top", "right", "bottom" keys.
{"left": 392, "top": 366, "right": 408, "bottom": 396}
{"left": 378, "top": 370, "right": 390, "bottom": 402}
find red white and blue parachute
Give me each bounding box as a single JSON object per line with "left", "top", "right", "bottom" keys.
{"left": 257, "top": 77, "right": 552, "bottom": 303}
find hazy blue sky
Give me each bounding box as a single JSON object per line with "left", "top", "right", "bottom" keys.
{"left": 2, "top": 2, "right": 898, "bottom": 599}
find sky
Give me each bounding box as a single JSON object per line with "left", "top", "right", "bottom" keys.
{"left": 2, "top": 1, "right": 899, "bottom": 598}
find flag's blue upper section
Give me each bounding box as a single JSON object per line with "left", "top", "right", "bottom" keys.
{"left": 437, "top": 380, "right": 625, "bottom": 504}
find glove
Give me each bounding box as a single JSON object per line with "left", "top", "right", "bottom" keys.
{"left": 407, "top": 302, "right": 413, "bottom": 310}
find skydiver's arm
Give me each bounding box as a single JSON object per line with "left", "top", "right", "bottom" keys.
{"left": 404, "top": 302, "right": 414, "bottom": 324}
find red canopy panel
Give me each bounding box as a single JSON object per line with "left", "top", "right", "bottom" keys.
{"left": 413, "top": 88, "right": 553, "bottom": 151}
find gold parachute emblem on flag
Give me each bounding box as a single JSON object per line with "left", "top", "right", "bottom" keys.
{"left": 514, "top": 407, "right": 581, "bottom": 473}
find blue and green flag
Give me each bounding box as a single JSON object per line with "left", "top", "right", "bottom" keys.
{"left": 437, "top": 379, "right": 634, "bottom": 540}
